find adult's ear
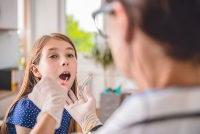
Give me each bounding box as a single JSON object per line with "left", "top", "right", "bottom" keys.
{"left": 31, "top": 64, "right": 42, "bottom": 79}
{"left": 112, "top": 1, "right": 130, "bottom": 43}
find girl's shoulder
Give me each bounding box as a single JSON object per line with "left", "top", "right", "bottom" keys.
{"left": 11, "top": 97, "right": 41, "bottom": 114}
{"left": 6, "top": 97, "right": 41, "bottom": 128}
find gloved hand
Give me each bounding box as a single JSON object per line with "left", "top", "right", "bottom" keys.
{"left": 65, "top": 86, "right": 102, "bottom": 133}
{"left": 28, "top": 77, "right": 67, "bottom": 128}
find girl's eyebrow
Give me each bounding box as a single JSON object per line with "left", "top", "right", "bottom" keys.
{"left": 65, "top": 47, "right": 74, "bottom": 51}
{"left": 48, "top": 47, "right": 58, "bottom": 51}
{"left": 47, "top": 47, "right": 74, "bottom": 51}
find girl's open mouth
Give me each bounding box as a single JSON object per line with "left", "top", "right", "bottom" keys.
{"left": 59, "top": 71, "right": 71, "bottom": 81}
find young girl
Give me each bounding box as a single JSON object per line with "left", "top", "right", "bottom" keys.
{"left": 1, "top": 33, "right": 78, "bottom": 133}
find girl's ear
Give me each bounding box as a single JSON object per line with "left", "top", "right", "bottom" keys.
{"left": 31, "top": 64, "right": 42, "bottom": 78}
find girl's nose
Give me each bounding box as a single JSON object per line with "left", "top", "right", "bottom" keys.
{"left": 62, "top": 62, "right": 69, "bottom": 66}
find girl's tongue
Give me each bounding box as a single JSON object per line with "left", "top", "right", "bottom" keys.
{"left": 59, "top": 72, "right": 71, "bottom": 87}
{"left": 59, "top": 72, "right": 71, "bottom": 80}
{"left": 59, "top": 72, "right": 71, "bottom": 86}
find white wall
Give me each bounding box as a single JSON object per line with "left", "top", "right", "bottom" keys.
{"left": 0, "top": 0, "right": 19, "bottom": 69}
{"left": 0, "top": 32, "right": 19, "bottom": 69}
{"left": 28, "top": 0, "right": 66, "bottom": 48}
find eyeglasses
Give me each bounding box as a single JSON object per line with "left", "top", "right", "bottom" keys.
{"left": 92, "top": 3, "right": 115, "bottom": 39}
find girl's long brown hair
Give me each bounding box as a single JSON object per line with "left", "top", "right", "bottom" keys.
{"left": 1, "top": 33, "right": 78, "bottom": 133}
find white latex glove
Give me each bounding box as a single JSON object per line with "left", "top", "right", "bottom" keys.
{"left": 65, "top": 86, "right": 102, "bottom": 133}
{"left": 28, "top": 77, "right": 67, "bottom": 128}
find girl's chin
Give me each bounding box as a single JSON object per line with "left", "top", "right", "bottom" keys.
{"left": 58, "top": 79, "right": 70, "bottom": 89}
{"left": 60, "top": 83, "right": 70, "bottom": 90}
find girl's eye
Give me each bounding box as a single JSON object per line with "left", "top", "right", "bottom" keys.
{"left": 49, "top": 55, "right": 58, "bottom": 59}
{"left": 66, "top": 54, "right": 75, "bottom": 58}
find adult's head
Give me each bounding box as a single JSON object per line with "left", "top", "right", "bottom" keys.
{"left": 97, "top": 0, "right": 200, "bottom": 89}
